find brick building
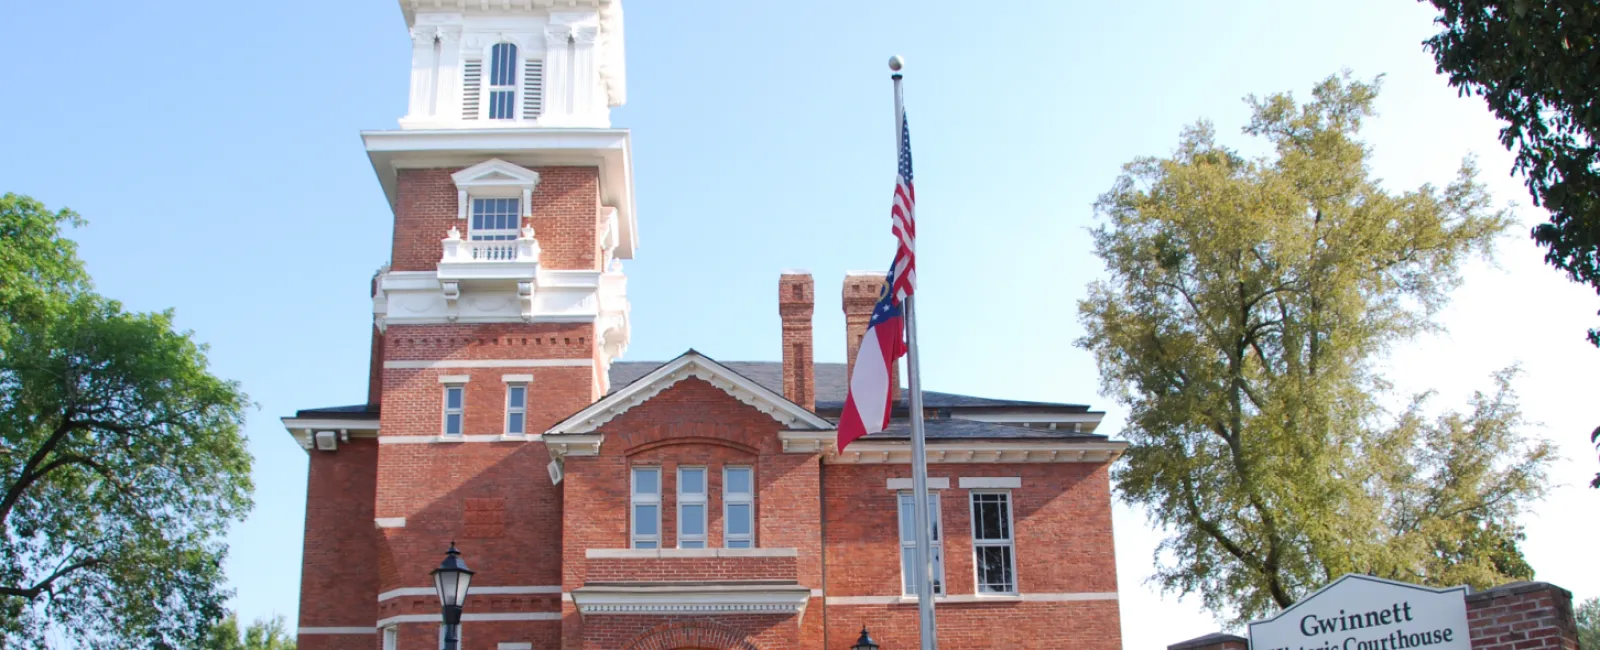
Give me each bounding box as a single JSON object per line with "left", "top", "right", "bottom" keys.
{"left": 283, "top": 2, "right": 1127, "bottom": 649}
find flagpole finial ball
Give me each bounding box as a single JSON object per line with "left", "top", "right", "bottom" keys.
{"left": 888, "top": 55, "right": 904, "bottom": 72}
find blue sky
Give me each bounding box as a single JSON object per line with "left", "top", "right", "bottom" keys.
{"left": 1, "top": 0, "right": 1596, "bottom": 647}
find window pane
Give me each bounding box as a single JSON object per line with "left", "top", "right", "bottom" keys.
{"left": 446, "top": 387, "right": 462, "bottom": 409}
{"left": 681, "top": 504, "right": 705, "bottom": 536}
{"left": 901, "top": 548, "right": 916, "bottom": 593}
{"left": 635, "top": 540, "right": 656, "bottom": 550}
{"left": 490, "top": 43, "right": 517, "bottom": 86}
{"left": 898, "top": 495, "right": 916, "bottom": 543}
{"left": 727, "top": 503, "right": 751, "bottom": 536}
{"left": 727, "top": 539, "right": 751, "bottom": 549}
{"left": 726, "top": 468, "right": 751, "bottom": 494}
{"left": 634, "top": 505, "right": 657, "bottom": 535}
{"left": 506, "top": 412, "right": 523, "bottom": 435}
{"left": 977, "top": 546, "right": 1014, "bottom": 593}
{"left": 633, "top": 469, "right": 658, "bottom": 496}
{"left": 680, "top": 540, "right": 704, "bottom": 549}
{"left": 445, "top": 413, "right": 461, "bottom": 435}
{"left": 680, "top": 468, "right": 705, "bottom": 494}
{"left": 508, "top": 386, "right": 525, "bottom": 408}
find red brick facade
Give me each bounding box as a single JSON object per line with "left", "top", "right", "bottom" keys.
{"left": 293, "top": 147, "right": 1123, "bottom": 648}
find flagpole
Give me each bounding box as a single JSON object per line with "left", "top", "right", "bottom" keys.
{"left": 891, "top": 55, "right": 939, "bottom": 650}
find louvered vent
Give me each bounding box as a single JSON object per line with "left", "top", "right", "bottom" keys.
{"left": 461, "top": 60, "right": 483, "bottom": 120}
{"left": 522, "top": 60, "right": 544, "bottom": 120}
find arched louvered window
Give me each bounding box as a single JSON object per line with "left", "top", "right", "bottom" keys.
{"left": 488, "top": 42, "right": 517, "bottom": 120}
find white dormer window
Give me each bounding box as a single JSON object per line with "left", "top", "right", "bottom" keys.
{"left": 488, "top": 42, "right": 517, "bottom": 120}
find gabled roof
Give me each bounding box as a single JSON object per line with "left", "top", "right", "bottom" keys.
{"left": 607, "top": 361, "right": 1093, "bottom": 412}
{"left": 546, "top": 350, "right": 835, "bottom": 435}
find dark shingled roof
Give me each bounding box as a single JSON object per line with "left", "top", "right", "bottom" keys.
{"left": 608, "top": 361, "right": 1091, "bottom": 412}
{"left": 291, "top": 360, "right": 1106, "bottom": 441}
{"left": 293, "top": 404, "right": 379, "bottom": 419}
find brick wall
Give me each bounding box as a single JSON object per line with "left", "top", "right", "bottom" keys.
{"left": 779, "top": 272, "right": 814, "bottom": 411}
{"left": 1467, "top": 582, "right": 1580, "bottom": 650}
{"left": 296, "top": 438, "right": 379, "bottom": 650}
{"left": 585, "top": 555, "right": 798, "bottom": 583}
{"left": 391, "top": 166, "right": 602, "bottom": 273}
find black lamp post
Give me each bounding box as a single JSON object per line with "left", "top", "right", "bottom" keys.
{"left": 431, "top": 542, "right": 475, "bottom": 650}
{"left": 852, "top": 626, "right": 880, "bottom": 650}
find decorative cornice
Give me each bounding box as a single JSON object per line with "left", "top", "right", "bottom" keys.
{"left": 828, "top": 441, "right": 1128, "bottom": 465}
{"left": 778, "top": 430, "right": 836, "bottom": 454}
{"left": 544, "top": 434, "right": 602, "bottom": 459}
{"left": 571, "top": 584, "right": 811, "bottom": 617}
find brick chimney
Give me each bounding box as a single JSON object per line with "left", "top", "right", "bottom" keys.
{"left": 779, "top": 272, "right": 815, "bottom": 411}
{"left": 842, "top": 271, "right": 900, "bottom": 406}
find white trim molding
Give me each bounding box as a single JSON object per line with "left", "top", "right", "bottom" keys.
{"left": 543, "top": 434, "right": 602, "bottom": 458}
{"left": 829, "top": 441, "right": 1127, "bottom": 465}
{"left": 298, "top": 627, "right": 376, "bottom": 635}
{"left": 379, "top": 585, "right": 561, "bottom": 602}
{"left": 825, "top": 592, "right": 1118, "bottom": 606}
{"left": 380, "top": 434, "right": 542, "bottom": 445}
{"left": 570, "top": 584, "right": 811, "bottom": 617}
{"left": 544, "top": 351, "right": 832, "bottom": 461}
{"left": 499, "top": 644, "right": 534, "bottom": 650}
{"left": 779, "top": 430, "right": 836, "bottom": 454}
{"left": 586, "top": 547, "right": 797, "bottom": 559}
{"left": 502, "top": 373, "right": 534, "bottom": 383}
{"left": 374, "top": 612, "right": 561, "bottom": 628}
{"left": 281, "top": 419, "right": 380, "bottom": 451}
{"left": 438, "top": 374, "right": 472, "bottom": 384}
{"left": 959, "top": 476, "right": 1022, "bottom": 489}
{"left": 385, "top": 358, "right": 593, "bottom": 370}
{"left": 887, "top": 477, "right": 950, "bottom": 491}
{"left": 374, "top": 517, "right": 407, "bottom": 529}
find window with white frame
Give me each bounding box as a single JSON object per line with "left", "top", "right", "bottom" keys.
{"left": 382, "top": 626, "right": 397, "bottom": 650}
{"left": 678, "top": 467, "right": 707, "bottom": 549}
{"left": 897, "top": 491, "right": 945, "bottom": 596}
{"left": 442, "top": 384, "right": 465, "bottom": 435}
{"left": 470, "top": 197, "right": 520, "bottom": 240}
{"left": 631, "top": 467, "right": 661, "bottom": 549}
{"left": 723, "top": 467, "right": 754, "bottom": 548}
{"left": 504, "top": 383, "right": 527, "bottom": 435}
{"left": 487, "top": 42, "right": 517, "bottom": 120}
{"left": 971, "top": 491, "right": 1018, "bottom": 594}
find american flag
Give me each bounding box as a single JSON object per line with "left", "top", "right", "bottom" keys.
{"left": 889, "top": 113, "right": 916, "bottom": 302}
{"left": 838, "top": 112, "right": 917, "bottom": 451}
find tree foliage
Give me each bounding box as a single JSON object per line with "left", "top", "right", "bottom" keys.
{"left": 1578, "top": 597, "right": 1600, "bottom": 650}
{"left": 0, "top": 194, "right": 254, "bottom": 648}
{"left": 204, "top": 614, "right": 295, "bottom": 650}
{"left": 1419, "top": 0, "right": 1600, "bottom": 490}
{"left": 1421, "top": 0, "right": 1600, "bottom": 340}
{"left": 1078, "top": 75, "right": 1554, "bottom": 624}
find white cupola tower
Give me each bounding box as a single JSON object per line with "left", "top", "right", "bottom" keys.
{"left": 397, "top": 0, "right": 626, "bottom": 129}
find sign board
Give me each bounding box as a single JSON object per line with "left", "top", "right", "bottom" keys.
{"left": 1248, "top": 574, "right": 1469, "bottom": 650}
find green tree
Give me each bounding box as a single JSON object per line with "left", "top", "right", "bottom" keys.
{"left": 1418, "top": 0, "right": 1600, "bottom": 488}
{"left": 1578, "top": 597, "right": 1599, "bottom": 650}
{"left": 1078, "top": 75, "right": 1554, "bottom": 624}
{"left": 205, "top": 614, "right": 296, "bottom": 650}
{"left": 0, "top": 194, "right": 254, "bottom": 648}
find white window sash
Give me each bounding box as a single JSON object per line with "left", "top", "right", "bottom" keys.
{"left": 469, "top": 197, "right": 521, "bottom": 241}
{"left": 677, "top": 467, "right": 708, "bottom": 549}
{"left": 441, "top": 385, "right": 465, "bottom": 435}
{"left": 503, "top": 383, "right": 527, "bottom": 435}
{"left": 382, "top": 626, "right": 397, "bottom": 650}
{"left": 898, "top": 491, "right": 945, "bottom": 596}
{"left": 630, "top": 467, "right": 661, "bottom": 549}
{"left": 723, "top": 467, "right": 754, "bottom": 548}
{"left": 969, "top": 490, "right": 1019, "bottom": 595}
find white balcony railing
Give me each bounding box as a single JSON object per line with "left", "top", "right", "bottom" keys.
{"left": 440, "top": 226, "right": 541, "bottom": 266}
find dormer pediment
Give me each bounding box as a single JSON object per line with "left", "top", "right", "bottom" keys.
{"left": 453, "top": 158, "right": 541, "bottom": 192}
{"left": 546, "top": 350, "right": 834, "bottom": 438}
